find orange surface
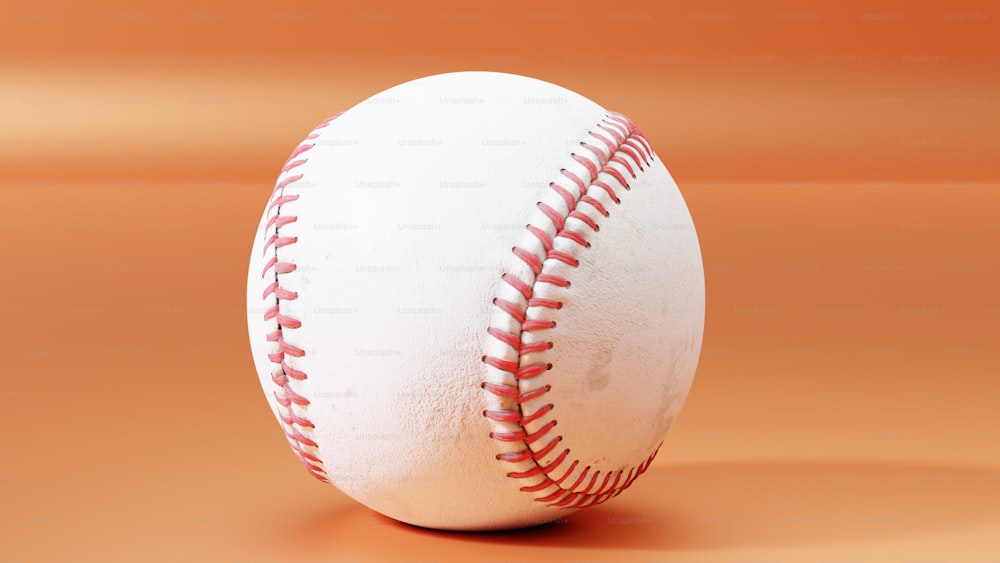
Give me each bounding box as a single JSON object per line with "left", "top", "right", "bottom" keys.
{"left": 1, "top": 1, "right": 998, "bottom": 561}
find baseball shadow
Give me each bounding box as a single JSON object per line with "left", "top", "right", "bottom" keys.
{"left": 285, "top": 460, "right": 1000, "bottom": 553}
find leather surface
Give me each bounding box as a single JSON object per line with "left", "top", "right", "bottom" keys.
{"left": 247, "top": 72, "right": 704, "bottom": 530}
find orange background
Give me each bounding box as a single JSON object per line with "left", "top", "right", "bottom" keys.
{"left": 1, "top": 1, "right": 998, "bottom": 561}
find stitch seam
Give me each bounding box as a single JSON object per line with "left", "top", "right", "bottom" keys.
{"left": 482, "top": 111, "right": 661, "bottom": 509}
{"left": 261, "top": 113, "right": 341, "bottom": 484}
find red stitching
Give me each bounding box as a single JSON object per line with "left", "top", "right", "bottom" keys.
{"left": 482, "top": 113, "right": 661, "bottom": 508}
{"left": 260, "top": 113, "right": 340, "bottom": 484}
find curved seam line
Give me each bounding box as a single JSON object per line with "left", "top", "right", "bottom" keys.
{"left": 262, "top": 113, "right": 341, "bottom": 484}
{"left": 484, "top": 111, "right": 661, "bottom": 509}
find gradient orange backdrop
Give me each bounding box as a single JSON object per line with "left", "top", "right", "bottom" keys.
{"left": 1, "top": 1, "right": 998, "bottom": 561}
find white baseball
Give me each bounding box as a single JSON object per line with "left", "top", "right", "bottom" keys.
{"left": 247, "top": 71, "right": 704, "bottom": 531}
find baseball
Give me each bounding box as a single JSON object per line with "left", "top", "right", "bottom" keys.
{"left": 246, "top": 71, "right": 704, "bottom": 531}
